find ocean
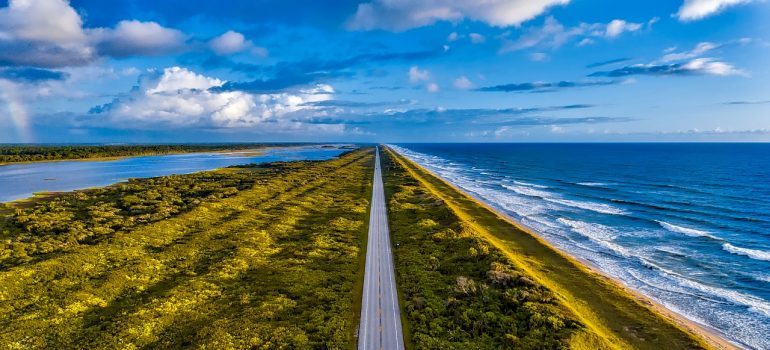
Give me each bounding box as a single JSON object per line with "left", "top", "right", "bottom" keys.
{"left": 390, "top": 143, "right": 770, "bottom": 349}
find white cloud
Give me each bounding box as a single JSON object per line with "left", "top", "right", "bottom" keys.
{"left": 426, "top": 82, "right": 440, "bottom": 93}
{"left": 209, "top": 31, "right": 248, "bottom": 55}
{"left": 681, "top": 57, "right": 744, "bottom": 76}
{"left": 0, "top": 0, "right": 93, "bottom": 67}
{"left": 677, "top": 0, "right": 752, "bottom": 21}
{"left": 469, "top": 33, "right": 486, "bottom": 43}
{"left": 90, "top": 20, "right": 185, "bottom": 57}
{"left": 500, "top": 16, "right": 647, "bottom": 53}
{"left": 408, "top": 66, "right": 431, "bottom": 83}
{"left": 145, "top": 66, "right": 223, "bottom": 94}
{"left": 453, "top": 76, "right": 474, "bottom": 89}
{"left": 0, "top": 0, "right": 186, "bottom": 67}
{"left": 347, "top": 0, "right": 570, "bottom": 31}
{"left": 447, "top": 32, "right": 460, "bottom": 41}
{"left": 0, "top": 0, "right": 86, "bottom": 44}
{"left": 91, "top": 67, "right": 341, "bottom": 130}
{"left": 605, "top": 19, "right": 642, "bottom": 38}
{"left": 208, "top": 30, "right": 267, "bottom": 56}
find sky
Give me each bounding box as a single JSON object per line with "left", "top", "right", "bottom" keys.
{"left": 0, "top": 0, "right": 768, "bottom": 143}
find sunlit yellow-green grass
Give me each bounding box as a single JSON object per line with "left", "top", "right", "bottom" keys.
{"left": 0, "top": 148, "right": 374, "bottom": 349}
{"left": 383, "top": 147, "right": 710, "bottom": 350}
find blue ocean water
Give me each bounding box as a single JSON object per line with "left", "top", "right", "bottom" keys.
{"left": 0, "top": 145, "right": 349, "bottom": 202}
{"left": 391, "top": 143, "right": 770, "bottom": 349}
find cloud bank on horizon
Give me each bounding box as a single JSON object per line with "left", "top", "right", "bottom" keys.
{"left": 0, "top": 0, "right": 767, "bottom": 142}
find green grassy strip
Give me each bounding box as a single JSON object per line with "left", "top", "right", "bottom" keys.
{"left": 381, "top": 148, "right": 582, "bottom": 350}
{"left": 384, "top": 147, "right": 710, "bottom": 350}
{"left": 0, "top": 148, "right": 373, "bottom": 349}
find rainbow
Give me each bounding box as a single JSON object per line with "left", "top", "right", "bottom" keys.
{"left": 0, "top": 82, "right": 32, "bottom": 143}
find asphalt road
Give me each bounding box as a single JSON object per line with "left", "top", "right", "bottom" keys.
{"left": 358, "top": 147, "right": 405, "bottom": 350}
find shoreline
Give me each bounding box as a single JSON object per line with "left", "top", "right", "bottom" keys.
{"left": 0, "top": 147, "right": 271, "bottom": 167}
{"left": 1, "top": 145, "right": 354, "bottom": 204}
{"left": 388, "top": 146, "right": 740, "bottom": 350}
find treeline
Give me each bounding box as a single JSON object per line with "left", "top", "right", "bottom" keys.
{"left": 0, "top": 149, "right": 373, "bottom": 349}
{"left": 381, "top": 149, "right": 582, "bottom": 349}
{"left": 0, "top": 144, "right": 293, "bottom": 163}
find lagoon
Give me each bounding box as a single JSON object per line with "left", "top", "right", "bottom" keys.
{"left": 0, "top": 145, "right": 349, "bottom": 202}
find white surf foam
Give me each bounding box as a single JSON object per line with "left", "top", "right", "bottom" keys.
{"left": 752, "top": 273, "right": 770, "bottom": 284}
{"left": 546, "top": 198, "right": 629, "bottom": 215}
{"left": 501, "top": 184, "right": 553, "bottom": 199}
{"left": 657, "top": 220, "right": 718, "bottom": 239}
{"left": 513, "top": 180, "right": 548, "bottom": 189}
{"left": 557, "top": 218, "right": 629, "bottom": 257}
{"left": 577, "top": 182, "right": 609, "bottom": 187}
{"left": 723, "top": 243, "right": 770, "bottom": 262}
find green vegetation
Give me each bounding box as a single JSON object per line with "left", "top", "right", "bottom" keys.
{"left": 0, "top": 148, "right": 373, "bottom": 349}
{"left": 0, "top": 144, "right": 290, "bottom": 164}
{"left": 382, "top": 149, "right": 581, "bottom": 349}
{"left": 382, "top": 147, "right": 710, "bottom": 350}
{"left": 1, "top": 167, "right": 262, "bottom": 268}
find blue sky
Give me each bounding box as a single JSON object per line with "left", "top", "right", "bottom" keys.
{"left": 0, "top": 0, "right": 768, "bottom": 143}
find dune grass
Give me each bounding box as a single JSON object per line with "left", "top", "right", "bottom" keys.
{"left": 0, "top": 148, "right": 374, "bottom": 349}
{"left": 383, "top": 146, "right": 710, "bottom": 350}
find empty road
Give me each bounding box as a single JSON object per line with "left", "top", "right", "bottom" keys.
{"left": 358, "top": 147, "right": 405, "bottom": 350}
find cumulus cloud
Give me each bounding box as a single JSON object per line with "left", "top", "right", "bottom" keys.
{"left": 208, "top": 30, "right": 267, "bottom": 56}
{"left": 469, "top": 33, "right": 486, "bottom": 44}
{"left": 0, "top": 0, "right": 186, "bottom": 67}
{"left": 676, "top": 0, "right": 753, "bottom": 21}
{"left": 426, "top": 82, "right": 440, "bottom": 93}
{"left": 209, "top": 31, "right": 249, "bottom": 55}
{"left": 453, "top": 76, "right": 474, "bottom": 89}
{"left": 500, "top": 16, "right": 650, "bottom": 53}
{"left": 605, "top": 19, "right": 642, "bottom": 38}
{"left": 0, "top": 0, "right": 94, "bottom": 67}
{"left": 347, "top": 0, "right": 570, "bottom": 31}
{"left": 89, "top": 66, "right": 342, "bottom": 130}
{"left": 90, "top": 20, "right": 185, "bottom": 57}
{"left": 408, "top": 66, "right": 431, "bottom": 83}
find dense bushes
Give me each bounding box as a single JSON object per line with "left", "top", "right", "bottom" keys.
{"left": 381, "top": 149, "right": 582, "bottom": 349}
{"left": 0, "top": 167, "right": 267, "bottom": 267}
{"left": 0, "top": 144, "right": 287, "bottom": 163}
{"left": 0, "top": 149, "right": 373, "bottom": 349}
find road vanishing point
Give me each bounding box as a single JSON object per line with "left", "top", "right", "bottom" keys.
{"left": 358, "top": 147, "right": 405, "bottom": 350}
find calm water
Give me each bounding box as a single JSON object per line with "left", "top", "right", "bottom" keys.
{"left": 0, "top": 145, "right": 350, "bottom": 202}
{"left": 391, "top": 143, "right": 770, "bottom": 349}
